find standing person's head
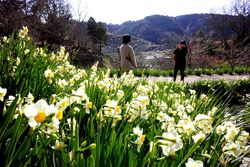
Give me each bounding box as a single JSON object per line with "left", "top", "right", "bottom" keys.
{"left": 180, "top": 40, "right": 186, "bottom": 45}
{"left": 122, "top": 34, "right": 131, "bottom": 44}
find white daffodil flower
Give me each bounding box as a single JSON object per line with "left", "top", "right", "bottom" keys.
{"left": 185, "top": 158, "right": 203, "bottom": 167}
{"left": 0, "top": 87, "right": 7, "bottom": 101}
{"left": 24, "top": 99, "right": 57, "bottom": 128}
{"left": 159, "top": 130, "right": 183, "bottom": 156}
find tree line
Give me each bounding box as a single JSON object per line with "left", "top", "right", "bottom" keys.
{"left": 0, "top": 0, "right": 107, "bottom": 66}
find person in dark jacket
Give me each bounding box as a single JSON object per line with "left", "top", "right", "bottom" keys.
{"left": 173, "top": 40, "right": 188, "bottom": 81}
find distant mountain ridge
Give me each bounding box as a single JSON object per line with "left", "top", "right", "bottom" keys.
{"left": 104, "top": 14, "right": 232, "bottom": 53}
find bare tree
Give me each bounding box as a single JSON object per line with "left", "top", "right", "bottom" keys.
{"left": 224, "top": 0, "right": 250, "bottom": 41}
{"left": 72, "top": 0, "right": 88, "bottom": 22}
{"left": 189, "top": 29, "right": 218, "bottom": 68}
{"left": 209, "top": 0, "right": 250, "bottom": 67}
{"left": 0, "top": 0, "right": 27, "bottom": 36}
{"left": 25, "top": 0, "right": 72, "bottom": 50}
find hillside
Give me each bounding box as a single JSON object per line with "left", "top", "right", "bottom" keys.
{"left": 104, "top": 14, "right": 233, "bottom": 53}
{"left": 102, "top": 13, "right": 249, "bottom": 69}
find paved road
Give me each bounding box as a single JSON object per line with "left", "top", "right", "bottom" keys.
{"left": 145, "top": 74, "right": 250, "bottom": 83}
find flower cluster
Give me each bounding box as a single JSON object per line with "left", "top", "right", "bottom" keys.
{"left": 217, "top": 121, "right": 249, "bottom": 159}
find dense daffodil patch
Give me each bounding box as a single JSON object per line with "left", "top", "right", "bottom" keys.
{"left": 0, "top": 27, "right": 249, "bottom": 167}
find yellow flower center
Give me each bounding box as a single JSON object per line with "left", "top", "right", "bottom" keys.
{"left": 61, "top": 100, "right": 68, "bottom": 108}
{"left": 115, "top": 106, "right": 121, "bottom": 113}
{"left": 34, "top": 111, "right": 46, "bottom": 123}
{"left": 87, "top": 102, "right": 93, "bottom": 109}
{"left": 57, "top": 110, "right": 63, "bottom": 120}
{"left": 140, "top": 135, "right": 146, "bottom": 142}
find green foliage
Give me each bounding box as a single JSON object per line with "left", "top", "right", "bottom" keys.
{"left": 0, "top": 31, "right": 56, "bottom": 99}
{"left": 87, "top": 17, "right": 107, "bottom": 45}
{"left": 190, "top": 79, "right": 250, "bottom": 106}
{"left": 110, "top": 66, "right": 250, "bottom": 78}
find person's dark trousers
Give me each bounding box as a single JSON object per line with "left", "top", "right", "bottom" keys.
{"left": 174, "top": 63, "right": 185, "bottom": 81}
{"left": 173, "top": 65, "right": 178, "bottom": 81}
{"left": 180, "top": 68, "right": 185, "bottom": 81}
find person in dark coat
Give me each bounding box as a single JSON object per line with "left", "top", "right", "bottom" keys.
{"left": 173, "top": 40, "right": 188, "bottom": 81}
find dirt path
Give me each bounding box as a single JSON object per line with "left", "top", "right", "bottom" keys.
{"left": 145, "top": 74, "right": 250, "bottom": 83}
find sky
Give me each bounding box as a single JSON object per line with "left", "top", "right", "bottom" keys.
{"left": 68, "top": 0, "right": 232, "bottom": 24}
